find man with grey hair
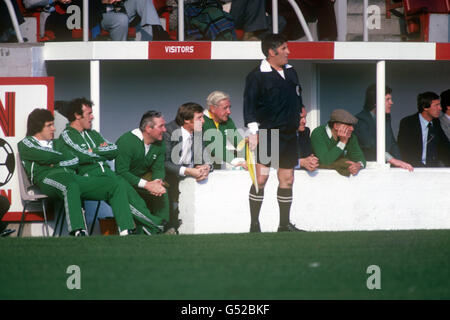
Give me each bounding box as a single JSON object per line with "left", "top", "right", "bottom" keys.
{"left": 203, "top": 90, "right": 247, "bottom": 170}
{"left": 115, "top": 110, "right": 172, "bottom": 234}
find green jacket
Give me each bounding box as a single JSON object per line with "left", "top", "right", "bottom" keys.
{"left": 311, "top": 125, "right": 366, "bottom": 167}
{"left": 18, "top": 137, "right": 79, "bottom": 184}
{"left": 115, "top": 129, "right": 166, "bottom": 187}
{"left": 59, "top": 124, "right": 118, "bottom": 175}
{"left": 202, "top": 110, "right": 245, "bottom": 167}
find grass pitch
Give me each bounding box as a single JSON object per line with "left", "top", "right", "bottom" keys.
{"left": 0, "top": 230, "right": 449, "bottom": 300}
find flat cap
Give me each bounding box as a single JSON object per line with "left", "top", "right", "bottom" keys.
{"left": 329, "top": 109, "right": 358, "bottom": 125}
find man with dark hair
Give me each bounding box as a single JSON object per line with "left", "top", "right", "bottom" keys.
{"left": 164, "top": 102, "right": 212, "bottom": 232}
{"left": 60, "top": 98, "right": 166, "bottom": 235}
{"left": 18, "top": 108, "right": 137, "bottom": 236}
{"left": 439, "top": 89, "right": 450, "bottom": 141}
{"left": 0, "top": 195, "right": 14, "bottom": 237}
{"left": 398, "top": 91, "right": 450, "bottom": 167}
{"left": 354, "top": 84, "right": 413, "bottom": 171}
{"left": 244, "top": 33, "right": 303, "bottom": 233}
{"left": 311, "top": 109, "right": 366, "bottom": 176}
{"left": 115, "top": 110, "right": 172, "bottom": 233}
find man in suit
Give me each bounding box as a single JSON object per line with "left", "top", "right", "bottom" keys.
{"left": 439, "top": 89, "right": 450, "bottom": 141}
{"left": 354, "top": 84, "right": 413, "bottom": 171}
{"left": 163, "top": 102, "right": 212, "bottom": 231}
{"left": 295, "top": 106, "right": 318, "bottom": 172}
{"left": 398, "top": 91, "right": 450, "bottom": 167}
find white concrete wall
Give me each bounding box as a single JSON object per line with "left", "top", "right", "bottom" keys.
{"left": 178, "top": 167, "right": 450, "bottom": 234}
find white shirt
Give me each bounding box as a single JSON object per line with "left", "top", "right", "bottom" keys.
{"left": 179, "top": 127, "right": 193, "bottom": 176}
{"left": 131, "top": 128, "right": 153, "bottom": 188}
{"left": 418, "top": 114, "right": 430, "bottom": 165}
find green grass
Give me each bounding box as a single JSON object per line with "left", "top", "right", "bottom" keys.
{"left": 0, "top": 230, "right": 449, "bottom": 299}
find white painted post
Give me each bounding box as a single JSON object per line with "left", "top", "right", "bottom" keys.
{"left": 83, "top": 0, "right": 89, "bottom": 41}
{"left": 363, "top": 0, "right": 368, "bottom": 41}
{"left": 272, "top": 0, "right": 279, "bottom": 34}
{"left": 90, "top": 60, "right": 100, "bottom": 131}
{"left": 4, "top": 0, "right": 24, "bottom": 43}
{"left": 178, "top": 0, "right": 184, "bottom": 41}
{"left": 335, "top": 0, "right": 348, "bottom": 42}
{"left": 376, "top": 61, "right": 386, "bottom": 166}
{"left": 286, "top": 0, "right": 314, "bottom": 41}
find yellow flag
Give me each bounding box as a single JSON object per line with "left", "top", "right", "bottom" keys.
{"left": 246, "top": 141, "right": 258, "bottom": 193}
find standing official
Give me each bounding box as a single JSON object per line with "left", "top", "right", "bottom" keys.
{"left": 244, "top": 33, "right": 304, "bottom": 233}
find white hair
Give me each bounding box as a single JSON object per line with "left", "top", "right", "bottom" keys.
{"left": 206, "top": 91, "right": 230, "bottom": 107}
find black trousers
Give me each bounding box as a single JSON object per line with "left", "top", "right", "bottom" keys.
{"left": 0, "top": 195, "right": 11, "bottom": 233}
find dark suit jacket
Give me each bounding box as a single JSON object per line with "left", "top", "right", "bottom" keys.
{"left": 354, "top": 110, "right": 401, "bottom": 161}
{"left": 397, "top": 112, "right": 450, "bottom": 167}
{"left": 297, "top": 127, "right": 312, "bottom": 159}
{"left": 163, "top": 121, "right": 212, "bottom": 199}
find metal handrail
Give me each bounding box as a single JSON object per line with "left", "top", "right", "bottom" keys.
{"left": 4, "top": 0, "right": 24, "bottom": 43}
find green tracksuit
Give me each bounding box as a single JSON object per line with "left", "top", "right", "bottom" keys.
{"left": 310, "top": 125, "right": 366, "bottom": 167}
{"left": 115, "top": 129, "right": 169, "bottom": 222}
{"left": 59, "top": 124, "right": 164, "bottom": 233}
{"left": 202, "top": 110, "right": 245, "bottom": 169}
{"left": 18, "top": 137, "right": 135, "bottom": 233}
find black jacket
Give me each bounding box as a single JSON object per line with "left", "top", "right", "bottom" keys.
{"left": 397, "top": 113, "right": 450, "bottom": 167}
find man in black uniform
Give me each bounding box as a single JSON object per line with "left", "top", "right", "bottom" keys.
{"left": 244, "top": 33, "right": 304, "bottom": 233}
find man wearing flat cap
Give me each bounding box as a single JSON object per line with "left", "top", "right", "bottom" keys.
{"left": 311, "top": 109, "right": 366, "bottom": 176}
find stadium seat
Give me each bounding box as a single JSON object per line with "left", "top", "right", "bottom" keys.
{"left": 401, "top": 0, "right": 450, "bottom": 41}
{"left": 53, "top": 200, "right": 101, "bottom": 236}
{"left": 16, "top": 153, "right": 50, "bottom": 237}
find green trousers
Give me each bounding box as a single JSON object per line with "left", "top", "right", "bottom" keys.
{"left": 82, "top": 166, "right": 167, "bottom": 233}
{"left": 38, "top": 171, "right": 135, "bottom": 233}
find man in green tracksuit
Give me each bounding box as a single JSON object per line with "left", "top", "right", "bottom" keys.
{"left": 202, "top": 90, "right": 247, "bottom": 170}
{"left": 115, "top": 110, "right": 170, "bottom": 229}
{"left": 18, "top": 108, "right": 136, "bottom": 236}
{"left": 59, "top": 98, "right": 165, "bottom": 235}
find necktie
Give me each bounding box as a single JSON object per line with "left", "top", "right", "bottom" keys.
{"left": 181, "top": 135, "right": 192, "bottom": 166}
{"left": 426, "top": 122, "right": 437, "bottom": 166}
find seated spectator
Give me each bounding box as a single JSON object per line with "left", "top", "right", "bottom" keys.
{"left": 163, "top": 102, "right": 212, "bottom": 232}
{"left": 184, "top": 0, "right": 236, "bottom": 40}
{"left": 59, "top": 98, "right": 167, "bottom": 235}
{"left": 18, "top": 108, "right": 138, "bottom": 236}
{"left": 354, "top": 84, "right": 413, "bottom": 171}
{"left": 0, "top": 195, "right": 14, "bottom": 237}
{"left": 230, "top": 0, "right": 269, "bottom": 40}
{"left": 439, "top": 89, "right": 450, "bottom": 141}
{"left": 115, "top": 111, "right": 173, "bottom": 234}
{"left": 311, "top": 109, "right": 366, "bottom": 176}
{"left": 99, "top": 0, "right": 169, "bottom": 40}
{"left": 295, "top": 106, "right": 318, "bottom": 172}
{"left": 0, "top": 0, "right": 25, "bottom": 42}
{"left": 398, "top": 92, "right": 450, "bottom": 167}
{"left": 203, "top": 90, "right": 246, "bottom": 170}
{"left": 274, "top": 0, "right": 337, "bottom": 41}
{"left": 23, "top": 0, "right": 76, "bottom": 41}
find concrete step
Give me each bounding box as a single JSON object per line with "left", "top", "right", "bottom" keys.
{"left": 347, "top": 13, "right": 403, "bottom": 35}
{"left": 348, "top": 0, "right": 387, "bottom": 14}
{"left": 346, "top": 33, "right": 404, "bottom": 41}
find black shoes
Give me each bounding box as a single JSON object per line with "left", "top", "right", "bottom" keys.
{"left": 0, "top": 229, "right": 15, "bottom": 237}
{"left": 277, "top": 223, "right": 305, "bottom": 232}
{"left": 250, "top": 222, "right": 261, "bottom": 233}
